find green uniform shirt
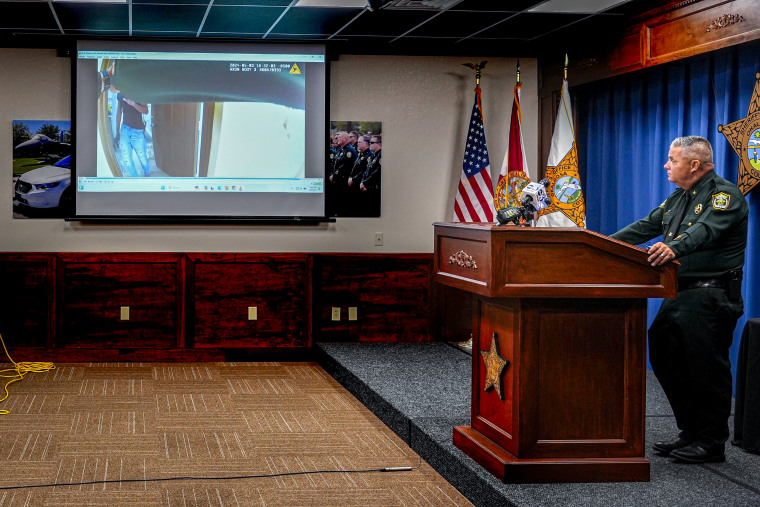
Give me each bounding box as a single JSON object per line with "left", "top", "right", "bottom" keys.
{"left": 610, "top": 171, "right": 748, "bottom": 279}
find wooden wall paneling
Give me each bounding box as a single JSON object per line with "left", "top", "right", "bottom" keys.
{"left": 58, "top": 253, "right": 183, "bottom": 349}
{"left": 0, "top": 253, "right": 55, "bottom": 349}
{"left": 644, "top": 0, "right": 760, "bottom": 68}
{"left": 190, "top": 253, "right": 310, "bottom": 348}
{"left": 314, "top": 254, "right": 434, "bottom": 343}
{"left": 433, "top": 284, "right": 473, "bottom": 344}
{"left": 0, "top": 252, "right": 437, "bottom": 360}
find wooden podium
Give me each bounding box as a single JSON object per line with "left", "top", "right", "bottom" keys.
{"left": 433, "top": 223, "right": 678, "bottom": 483}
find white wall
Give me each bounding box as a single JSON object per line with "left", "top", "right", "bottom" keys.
{"left": 0, "top": 49, "right": 537, "bottom": 253}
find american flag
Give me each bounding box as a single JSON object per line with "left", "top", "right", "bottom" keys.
{"left": 453, "top": 87, "right": 496, "bottom": 222}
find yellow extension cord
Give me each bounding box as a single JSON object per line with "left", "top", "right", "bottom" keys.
{"left": 0, "top": 332, "right": 55, "bottom": 415}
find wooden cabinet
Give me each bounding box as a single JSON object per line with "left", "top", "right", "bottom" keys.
{"left": 0, "top": 254, "right": 54, "bottom": 348}
{"left": 314, "top": 254, "right": 432, "bottom": 342}
{"left": 59, "top": 254, "right": 183, "bottom": 348}
{"left": 0, "top": 252, "right": 433, "bottom": 360}
{"left": 191, "top": 254, "right": 309, "bottom": 348}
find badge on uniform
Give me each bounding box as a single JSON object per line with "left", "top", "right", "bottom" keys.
{"left": 712, "top": 192, "right": 731, "bottom": 210}
{"left": 694, "top": 203, "right": 703, "bottom": 214}
{"left": 659, "top": 200, "right": 666, "bottom": 208}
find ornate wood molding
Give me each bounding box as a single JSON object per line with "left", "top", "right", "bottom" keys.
{"left": 641, "top": 0, "right": 701, "bottom": 21}
{"left": 448, "top": 250, "right": 478, "bottom": 269}
{"left": 706, "top": 13, "right": 745, "bottom": 32}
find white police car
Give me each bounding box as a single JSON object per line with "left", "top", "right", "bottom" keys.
{"left": 14, "top": 155, "right": 72, "bottom": 210}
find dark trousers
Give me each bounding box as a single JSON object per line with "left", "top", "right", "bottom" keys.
{"left": 648, "top": 287, "right": 743, "bottom": 448}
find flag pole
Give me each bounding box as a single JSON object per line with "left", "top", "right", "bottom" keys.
{"left": 516, "top": 59, "right": 520, "bottom": 84}
{"left": 454, "top": 59, "right": 490, "bottom": 352}
{"left": 564, "top": 53, "right": 568, "bottom": 80}
{"left": 463, "top": 60, "right": 488, "bottom": 116}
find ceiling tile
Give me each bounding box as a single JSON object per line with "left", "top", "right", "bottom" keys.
{"left": 340, "top": 9, "right": 434, "bottom": 37}
{"left": 273, "top": 7, "right": 364, "bottom": 35}
{"left": 450, "top": 0, "right": 543, "bottom": 12}
{"left": 0, "top": 2, "right": 59, "bottom": 30}
{"left": 404, "top": 10, "right": 507, "bottom": 38}
{"left": 212, "top": 0, "right": 294, "bottom": 5}
{"left": 54, "top": 4, "right": 129, "bottom": 31}
{"left": 476, "top": 12, "right": 586, "bottom": 40}
{"left": 132, "top": 3, "right": 208, "bottom": 32}
{"left": 202, "top": 5, "right": 285, "bottom": 34}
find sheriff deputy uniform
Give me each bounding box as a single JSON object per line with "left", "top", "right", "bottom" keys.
{"left": 611, "top": 170, "right": 748, "bottom": 455}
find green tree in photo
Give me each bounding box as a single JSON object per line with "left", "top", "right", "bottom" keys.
{"left": 13, "top": 122, "right": 32, "bottom": 148}
{"left": 37, "top": 123, "right": 61, "bottom": 141}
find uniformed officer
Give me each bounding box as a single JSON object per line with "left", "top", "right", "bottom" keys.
{"left": 329, "top": 131, "right": 357, "bottom": 187}
{"left": 610, "top": 136, "right": 748, "bottom": 464}
{"left": 327, "top": 131, "right": 358, "bottom": 216}
{"left": 348, "top": 131, "right": 360, "bottom": 150}
{"left": 348, "top": 135, "right": 372, "bottom": 190}
{"left": 359, "top": 136, "right": 381, "bottom": 216}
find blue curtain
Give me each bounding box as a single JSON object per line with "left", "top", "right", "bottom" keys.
{"left": 575, "top": 39, "right": 760, "bottom": 391}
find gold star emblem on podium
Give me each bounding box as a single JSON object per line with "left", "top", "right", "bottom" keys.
{"left": 718, "top": 71, "right": 760, "bottom": 195}
{"left": 481, "top": 333, "right": 509, "bottom": 400}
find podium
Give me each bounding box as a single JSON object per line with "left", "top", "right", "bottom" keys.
{"left": 433, "top": 223, "right": 677, "bottom": 483}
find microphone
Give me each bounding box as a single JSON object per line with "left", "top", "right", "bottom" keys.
{"left": 519, "top": 178, "right": 551, "bottom": 211}
{"left": 496, "top": 206, "right": 533, "bottom": 226}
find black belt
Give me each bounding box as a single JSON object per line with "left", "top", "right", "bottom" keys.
{"left": 678, "top": 278, "right": 727, "bottom": 292}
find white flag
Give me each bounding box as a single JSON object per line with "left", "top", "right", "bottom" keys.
{"left": 536, "top": 78, "right": 586, "bottom": 228}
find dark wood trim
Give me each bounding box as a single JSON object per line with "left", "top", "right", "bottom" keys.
{"left": 0, "top": 252, "right": 434, "bottom": 362}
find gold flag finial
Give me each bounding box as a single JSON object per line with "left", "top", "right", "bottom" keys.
{"left": 463, "top": 60, "right": 487, "bottom": 86}
{"left": 516, "top": 59, "right": 520, "bottom": 84}
{"left": 564, "top": 54, "right": 568, "bottom": 80}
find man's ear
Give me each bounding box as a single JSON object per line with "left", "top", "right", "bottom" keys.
{"left": 690, "top": 159, "right": 701, "bottom": 173}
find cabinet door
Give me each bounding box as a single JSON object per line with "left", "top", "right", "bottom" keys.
{"left": 0, "top": 257, "right": 53, "bottom": 348}
{"left": 193, "top": 259, "right": 308, "bottom": 347}
{"left": 62, "top": 261, "right": 179, "bottom": 348}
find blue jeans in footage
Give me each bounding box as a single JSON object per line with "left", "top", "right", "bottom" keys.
{"left": 119, "top": 125, "right": 150, "bottom": 177}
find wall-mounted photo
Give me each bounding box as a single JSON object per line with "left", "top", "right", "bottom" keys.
{"left": 327, "top": 121, "right": 381, "bottom": 218}
{"left": 12, "top": 119, "right": 72, "bottom": 219}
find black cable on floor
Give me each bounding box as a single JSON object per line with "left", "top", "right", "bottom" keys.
{"left": 0, "top": 455, "right": 423, "bottom": 491}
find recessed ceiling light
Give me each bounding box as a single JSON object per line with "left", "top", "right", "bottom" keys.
{"left": 529, "top": 0, "right": 630, "bottom": 14}
{"left": 53, "top": 0, "right": 127, "bottom": 3}
{"left": 294, "top": 0, "right": 367, "bottom": 7}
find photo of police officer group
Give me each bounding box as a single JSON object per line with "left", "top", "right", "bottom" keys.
{"left": 327, "top": 121, "right": 381, "bottom": 217}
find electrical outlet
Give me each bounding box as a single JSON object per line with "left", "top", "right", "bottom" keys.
{"left": 374, "top": 232, "right": 383, "bottom": 246}
{"left": 331, "top": 307, "right": 341, "bottom": 321}
{"left": 120, "top": 306, "right": 130, "bottom": 321}
{"left": 348, "top": 307, "right": 358, "bottom": 321}
{"left": 248, "top": 306, "right": 258, "bottom": 321}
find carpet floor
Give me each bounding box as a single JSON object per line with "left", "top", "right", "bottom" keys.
{"left": 0, "top": 362, "right": 472, "bottom": 506}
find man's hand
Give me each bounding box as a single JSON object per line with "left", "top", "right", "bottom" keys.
{"left": 647, "top": 242, "right": 675, "bottom": 266}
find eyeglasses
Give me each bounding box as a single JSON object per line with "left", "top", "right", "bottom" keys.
{"left": 370, "top": 140, "right": 379, "bottom": 144}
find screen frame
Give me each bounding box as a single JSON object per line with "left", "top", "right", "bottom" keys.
{"left": 69, "top": 39, "right": 333, "bottom": 224}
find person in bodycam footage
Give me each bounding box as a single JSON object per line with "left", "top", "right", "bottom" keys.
{"left": 610, "top": 135, "right": 748, "bottom": 464}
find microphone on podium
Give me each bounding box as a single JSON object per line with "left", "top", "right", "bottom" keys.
{"left": 495, "top": 179, "right": 551, "bottom": 227}
{"left": 519, "top": 179, "right": 551, "bottom": 211}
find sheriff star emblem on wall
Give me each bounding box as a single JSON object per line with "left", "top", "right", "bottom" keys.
{"left": 718, "top": 71, "right": 760, "bottom": 195}
{"left": 481, "top": 333, "right": 510, "bottom": 400}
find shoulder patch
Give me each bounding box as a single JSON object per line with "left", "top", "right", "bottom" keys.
{"left": 712, "top": 192, "right": 731, "bottom": 210}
